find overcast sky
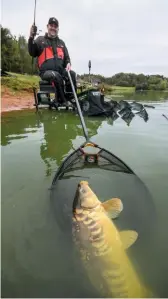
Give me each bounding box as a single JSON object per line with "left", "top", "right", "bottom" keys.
{"left": 1, "top": 0, "right": 168, "bottom": 76}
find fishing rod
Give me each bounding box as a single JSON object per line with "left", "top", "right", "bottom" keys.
{"left": 32, "top": 0, "right": 42, "bottom": 38}
{"left": 33, "top": 0, "right": 37, "bottom": 27}
{"left": 31, "top": 0, "right": 41, "bottom": 74}
{"left": 31, "top": 0, "right": 37, "bottom": 74}
{"left": 32, "top": 0, "right": 38, "bottom": 38}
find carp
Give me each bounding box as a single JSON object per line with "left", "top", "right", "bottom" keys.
{"left": 72, "top": 180, "right": 152, "bottom": 298}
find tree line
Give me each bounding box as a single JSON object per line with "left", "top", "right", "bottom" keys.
{"left": 1, "top": 25, "right": 38, "bottom": 75}
{"left": 1, "top": 25, "right": 168, "bottom": 91}
{"left": 78, "top": 73, "right": 168, "bottom": 91}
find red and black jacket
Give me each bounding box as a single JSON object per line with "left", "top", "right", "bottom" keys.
{"left": 28, "top": 33, "right": 71, "bottom": 75}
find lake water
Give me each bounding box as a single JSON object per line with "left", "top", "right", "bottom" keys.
{"left": 1, "top": 91, "right": 168, "bottom": 298}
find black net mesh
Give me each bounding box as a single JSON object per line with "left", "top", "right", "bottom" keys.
{"left": 52, "top": 147, "right": 83, "bottom": 184}
{"left": 51, "top": 142, "right": 134, "bottom": 185}
{"left": 50, "top": 141, "right": 156, "bottom": 236}
{"left": 97, "top": 149, "right": 134, "bottom": 172}
{"left": 49, "top": 141, "right": 158, "bottom": 298}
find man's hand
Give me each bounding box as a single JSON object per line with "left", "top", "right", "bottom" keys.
{"left": 66, "top": 63, "right": 71, "bottom": 71}
{"left": 30, "top": 25, "right": 37, "bottom": 38}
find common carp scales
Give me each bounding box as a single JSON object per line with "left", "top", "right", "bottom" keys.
{"left": 72, "top": 181, "right": 153, "bottom": 298}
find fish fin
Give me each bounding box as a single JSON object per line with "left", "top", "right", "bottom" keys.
{"left": 120, "top": 230, "right": 138, "bottom": 249}
{"left": 101, "top": 198, "right": 123, "bottom": 219}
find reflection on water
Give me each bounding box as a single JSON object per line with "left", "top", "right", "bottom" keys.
{"left": 108, "top": 90, "right": 168, "bottom": 103}
{"left": 1, "top": 93, "right": 168, "bottom": 298}
{"left": 39, "top": 112, "right": 103, "bottom": 176}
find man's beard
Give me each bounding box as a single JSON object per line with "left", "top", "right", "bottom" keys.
{"left": 49, "top": 29, "right": 59, "bottom": 38}
{"left": 50, "top": 31, "right": 57, "bottom": 37}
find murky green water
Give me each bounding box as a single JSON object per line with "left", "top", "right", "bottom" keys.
{"left": 1, "top": 91, "right": 168, "bottom": 298}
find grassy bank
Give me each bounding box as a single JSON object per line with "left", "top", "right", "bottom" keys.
{"left": 103, "top": 84, "right": 135, "bottom": 94}
{"left": 1, "top": 72, "right": 135, "bottom": 95}
{"left": 1, "top": 72, "right": 39, "bottom": 93}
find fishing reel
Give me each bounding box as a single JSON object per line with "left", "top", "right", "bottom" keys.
{"left": 32, "top": 25, "right": 42, "bottom": 38}
{"left": 36, "top": 29, "right": 42, "bottom": 36}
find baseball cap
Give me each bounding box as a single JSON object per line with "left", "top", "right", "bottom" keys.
{"left": 48, "top": 17, "right": 59, "bottom": 26}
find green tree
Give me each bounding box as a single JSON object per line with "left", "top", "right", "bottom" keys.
{"left": 1, "top": 25, "right": 14, "bottom": 71}
{"left": 18, "top": 35, "right": 32, "bottom": 73}
{"left": 156, "top": 80, "right": 167, "bottom": 90}
{"left": 1, "top": 25, "right": 35, "bottom": 75}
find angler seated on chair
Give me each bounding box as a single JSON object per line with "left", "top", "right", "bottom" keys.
{"left": 28, "top": 17, "right": 77, "bottom": 107}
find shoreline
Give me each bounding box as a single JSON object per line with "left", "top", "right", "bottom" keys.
{"left": 1, "top": 86, "right": 168, "bottom": 114}
{"left": 1, "top": 87, "right": 35, "bottom": 113}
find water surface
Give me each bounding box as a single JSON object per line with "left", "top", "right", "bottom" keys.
{"left": 1, "top": 92, "right": 168, "bottom": 297}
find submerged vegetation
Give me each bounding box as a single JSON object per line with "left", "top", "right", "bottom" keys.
{"left": 1, "top": 24, "right": 168, "bottom": 93}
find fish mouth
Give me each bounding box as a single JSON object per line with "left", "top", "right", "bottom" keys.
{"left": 78, "top": 181, "right": 89, "bottom": 187}
{"left": 73, "top": 181, "right": 100, "bottom": 211}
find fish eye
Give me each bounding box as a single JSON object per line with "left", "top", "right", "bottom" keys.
{"left": 80, "top": 187, "right": 85, "bottom": 194}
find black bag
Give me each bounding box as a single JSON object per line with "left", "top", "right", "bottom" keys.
{"left": 78, "top": 89, "right": 113, "bottom": 116}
